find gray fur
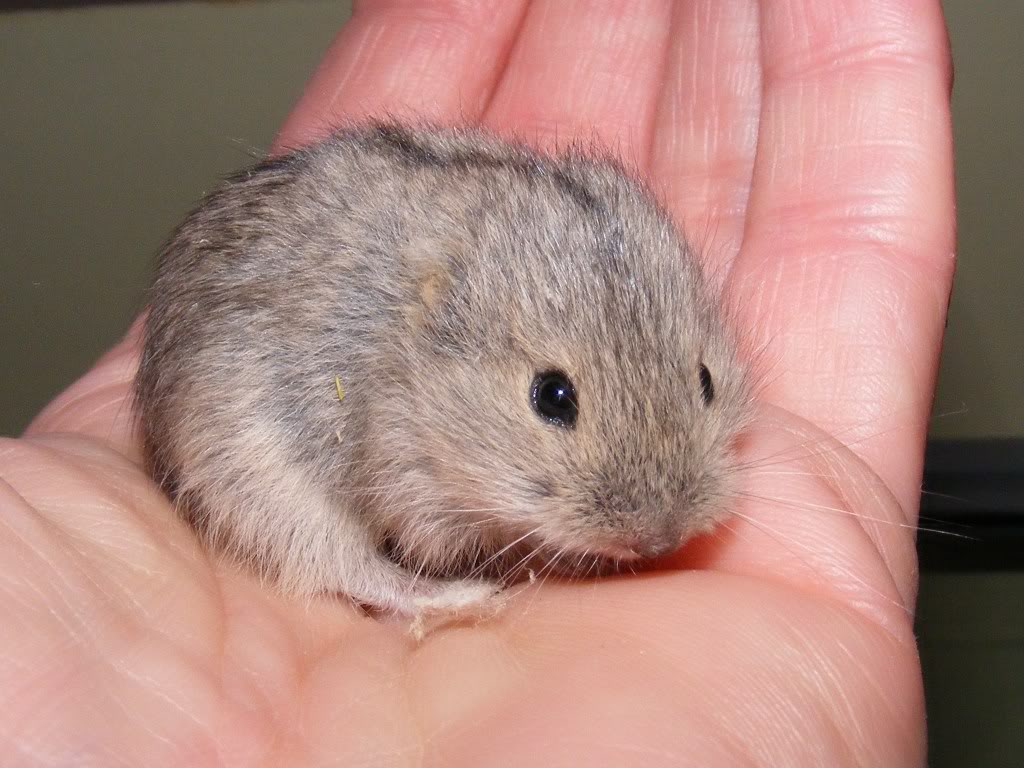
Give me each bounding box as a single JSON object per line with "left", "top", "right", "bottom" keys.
{"left": 134, "top": 123, "right": 750, "bottom": 614}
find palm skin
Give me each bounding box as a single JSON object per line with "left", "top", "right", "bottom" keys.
{"left": 1, "top": 1, "right": 954, "bottom": 766}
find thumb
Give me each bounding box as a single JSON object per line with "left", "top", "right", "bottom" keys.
{"left": 24, "top": 314, "right": 145, "bottom": 462}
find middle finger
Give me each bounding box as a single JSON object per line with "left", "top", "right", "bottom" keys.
{"left": 483, "top": 0, "right": 675, "bottom": 170}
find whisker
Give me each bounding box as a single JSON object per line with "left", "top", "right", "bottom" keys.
{"left": 728, "top": 509, "right": 911, "bottom": 618}
{"left": 735, "top": 491, "right": 977, "bottom": 541}
{"left": 465, "top": 526, "right": 543, "bottom": 580}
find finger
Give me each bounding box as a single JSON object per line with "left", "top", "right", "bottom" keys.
{"left": 728, "top": 0, "right": 954, "bottom": 514}
{"left": 649, "top": 0, "right": 761, "bottom": 277}
{"left": 482, "top": 0, "right": 674, "bottom": 169}
{"left": 275, "top": 0, "right": 529, "bottom": 151}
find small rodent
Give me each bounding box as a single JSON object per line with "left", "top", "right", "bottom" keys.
{"left": 134, "top": 123, "right": 751, "bottom": 617}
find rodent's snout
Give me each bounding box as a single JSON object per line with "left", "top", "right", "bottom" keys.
{"left": 622, "top": 530, "right": 684, "bottom": 560}
{"left": 584, "top": 485, "right": 690, "bottom": 561}
{"left": 596, "top": 539, "right": 678, "bottom": 561}
{"left": 584, "top": 520, "right": 685, "bottom": 561}
{"left": 633, "top": 535, "right": 682, "bottom": 559}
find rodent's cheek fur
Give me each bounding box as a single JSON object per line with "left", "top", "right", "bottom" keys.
{"left": 357, "top": 358, "right": 553, "bottom": 576}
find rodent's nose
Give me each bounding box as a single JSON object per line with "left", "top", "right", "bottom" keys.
{"left": 634, "top": 537, "right": 680, "bottom": 559}
{"left": 605, "top": 534, "right": 680, "bottom": 560}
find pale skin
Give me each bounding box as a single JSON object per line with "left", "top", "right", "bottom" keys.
{"left": 0, "top": 0, "right": 954, "bottom": 765}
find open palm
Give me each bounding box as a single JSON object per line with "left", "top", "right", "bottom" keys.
{"left": 2, "top": 1, "right": 954, "bottom": 765}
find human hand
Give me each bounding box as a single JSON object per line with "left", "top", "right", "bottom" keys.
{"left": 2, "top": 1, "right": 953, "bottom": 765}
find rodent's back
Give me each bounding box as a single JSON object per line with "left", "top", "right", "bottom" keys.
{"left": 135, "top": 130, "right": 414, "bottom": 569}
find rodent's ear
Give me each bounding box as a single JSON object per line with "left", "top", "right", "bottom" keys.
{"left": 416, "top": 261, "right": 450, "bottom": 315}
{"left": 400, "top": 235, "right": 465, "bottom": 332}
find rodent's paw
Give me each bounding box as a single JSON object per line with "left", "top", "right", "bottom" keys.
{"left": 410, "top": 579, "right": 502, "bottom": 614}
{"left": 406, "top": 580, "right": 504, "bottom": 640}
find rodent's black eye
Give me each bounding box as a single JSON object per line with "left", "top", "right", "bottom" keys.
{"left": 531, "top": 370, "right": 578, "bottom": 428}
{"left": 699, "top": 364, "right": 715, "bottom": 405}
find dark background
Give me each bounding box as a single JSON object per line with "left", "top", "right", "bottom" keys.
{"left": 1, "top": 2, "right": 1021, "bottom": 765}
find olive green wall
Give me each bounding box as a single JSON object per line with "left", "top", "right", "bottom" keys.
{"left": 0, "top": 1, "right": 1020, "bottom": 438}
{"left": 930, "top": 1, "right": 1024, "bottom": 438}
{"left": 1, "top": 1, "right": 352, "bottom": 434}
